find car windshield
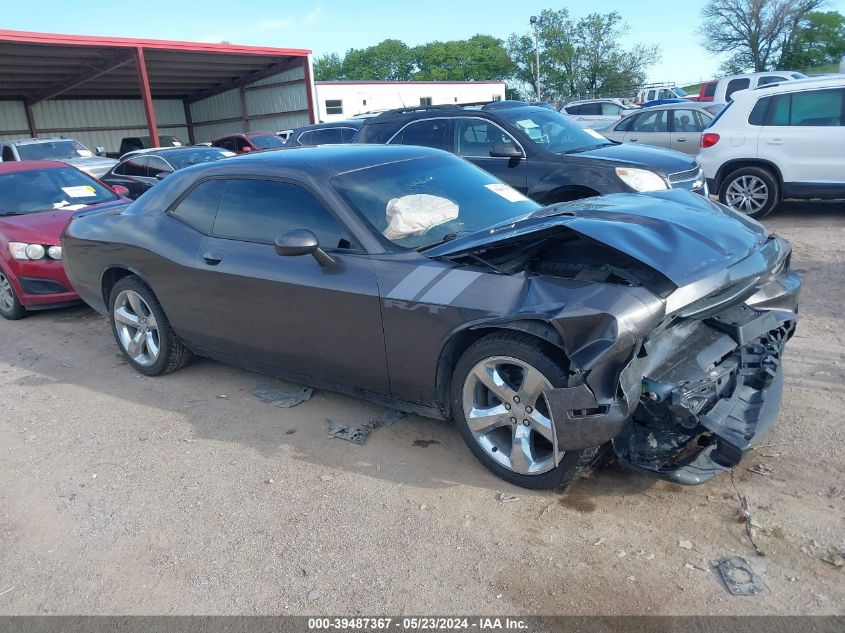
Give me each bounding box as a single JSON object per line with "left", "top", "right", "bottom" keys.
{"left": 16, "top": 140, "right": 93, "bottom": 161}
{"left": 495, "top": 107, "right": 610, "bottom": 153}
{"left": 674, "top": 87, "right": 688, "bottom": 97}
{"left": 165, "top": 148, "right": 235, "bottom": 169}
{"left": 331, "top": 154, "right": 540, "bottom": 250}
{"left": 248, "top": 134, "right": 286, "bottom": 149}
{"left": 0, "top": 166, "right": 117, "bottom": 215}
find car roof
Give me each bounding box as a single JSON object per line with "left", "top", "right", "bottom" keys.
{"left": 293, "top": 120, "right": 365, "bottom": 133}
{"left": 0, "top": 159, "right": 69, "bottom": 173}
{"left": 362, "top": 102, "right": 549, "bottom": 125}
{"left": 244, "top": 131, "right": 279, "bottom": 137}
{"left": 216, "top": 143, "right": 449, "bottom": 175}
{"left": 749, "top": 75, "right": 844, "bottom": 93}
{"left": 565, "top": 98, "right": 625, "bottom": 106}
{"left": 4, "top": 137, "right": 76, "bottom": 146}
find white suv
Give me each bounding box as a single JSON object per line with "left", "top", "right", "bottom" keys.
{"left": 697, "top": 76, "right": 845, "bottom": 218}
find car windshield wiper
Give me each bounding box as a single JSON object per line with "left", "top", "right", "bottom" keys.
{"left": 0, "top": 211, "right": 28, "bottom": 216}
{"left": 418, "top": 230, "right": 472, "bottom": 251}
{"left": 561, "top": 142, "right": 613, "bottom": 154}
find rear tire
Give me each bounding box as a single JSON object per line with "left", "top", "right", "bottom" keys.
{"left": 0, "top": 271, "right": 27, "bottom": 320}
{"left": 719, "top": 166, "right": 780, "bottom": 219}
{"left": 451, "top": 332, "right": 598, "bottom": 490}
{"left": 108, "top": 275, "right": 191, "bottom": 376}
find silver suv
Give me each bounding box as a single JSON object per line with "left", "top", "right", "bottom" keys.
{"left": 0, "top": 138, "right": 117, "bottom": 177}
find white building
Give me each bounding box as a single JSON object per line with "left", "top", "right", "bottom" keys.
{"left": 314, "top": 81, "right": 507, "bottom": 121}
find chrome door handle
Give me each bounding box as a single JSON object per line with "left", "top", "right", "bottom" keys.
{"left": 767, "top": 138, "right": 784, "bottom": 145}
{"left": 676, "top": 138, "right": 686, "bottom": 142}
{"left": 203, "top": 252, "right": 224, "bottom": 265}
{"left": 629, "top": 137, "right": 639, "bottom": 142}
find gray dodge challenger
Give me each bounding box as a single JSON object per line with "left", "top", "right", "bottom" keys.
{"left": 62, "top": 145, "right": 800, "bottom": 490}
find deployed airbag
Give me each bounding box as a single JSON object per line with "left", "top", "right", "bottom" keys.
{"left": 383, "top": 194, "right": 459, "bottom": 240}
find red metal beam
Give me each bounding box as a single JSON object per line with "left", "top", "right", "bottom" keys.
{"left": 134, "top": 47, "right": 159, "bottom": 148}
{"left": 302, "top": 57, "right": 316, "bottom": 124}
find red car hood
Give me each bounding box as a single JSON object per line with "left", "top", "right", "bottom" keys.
{"left": 0, "top": 200, "right": 128, "bottom": 245}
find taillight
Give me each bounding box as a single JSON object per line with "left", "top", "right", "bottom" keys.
{"left": 700, "top": 133, "right": 720, "bottom": 148}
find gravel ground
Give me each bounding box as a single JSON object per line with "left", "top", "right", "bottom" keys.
{"left": 0, "top": 200, "right": 843, "bottom": 615}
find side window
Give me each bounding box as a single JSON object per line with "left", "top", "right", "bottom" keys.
{"left": 768, "top": 94, "right": 791, "bottom": 126}
{"left": 454, "top": 118, "right": 518, "bottom": 157}
{"left": 147, "top": 156, "right": 173, "bottom": 178}
{"left": 759, "top": 76, "right": 787, "bottom": 86}
{"left": 390, "top": 119, "right": 450, "bottom": 150}
{"left": 748, "top": 97, "right": 771, "bottom": 126}
{"left": 312, "top": 128, "right": 343, "bottom": 144}
{"left": 169, "top": 179, "right": 228, "bottom": 234}
{"left": 601, "top": 103, "right": 623, "bottom": 116}
{"left": 2, "top": 145, "right": 15, "bottom": 162}
{"left": 564, "top": 105, "right": 581, "bottom": 114}
{"left": 658, "top": 89, "right": 673, "bottom": 100}
{"left": 631, "top": 109, "right": 668, "bottom": 133}
{"left": 325, "top": 100, "right": 343, "bottom": 115}
{"left": 704, "top": 82, "right": 717, "bottom": 98}
{"left": 212, "top": 179, "right": 356, "bottom": 250}
{"left": 646, "top": 90, "right": 656, "bottom": 101}
{"left": 789, "top": 88, "right": 843, "bottom": 126}
{"left": 725, "top": 78, "right": 751, "bottom": 100}
{"left": 296, "top": 131, "right": 314, "bottom": 146}
{"left": 120, "top": 157, "right": 147, "bottom": 177}
{"left": 340, "top": 127, "right": 359, "bottom": 143}
{"left": 615, "top": 114, "right": 636, "bottom": 131}
{"left": 671, "top": 110, "right": 701, "bottom": 132}
{"left": 580, "top": 103, "right": 602, "bottom": 115}
{"left": 691, "top": 110, "right": 710, "bottom": 130}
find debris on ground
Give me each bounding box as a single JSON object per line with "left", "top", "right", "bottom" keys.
{"left": 820, "top": 547, "right": 844, "bottom": 568}
{"left": 497, "top": 492, "right": 519, "bottom": 503}
{"left": 593, "top": 538, "right": 606, "bottom": 546}
{"left": 216, "top": 394, "right": 228, "bottom": 399}
{"left": 327, "top": 409, "right": 408, "bottom": 445}
{"left": 252, "top": 384, "right": 313, "bottom": 408}
{"left": 678, "top": 539, "right": 693, "bottom": 550}
{"left": 307, "top": 590, "right": 320, "bottom": 601}
{"left": 320, "top": 475, "right": 334, "bottom": 482}
{"left": 731, "top": 470, "right": 765, "bottom": 556}
{"left": 412, "top": 439, "right": 441, "bottom": 448}
{"left": 285, "top": 428, "right": 296, "bottom": 435}
{"left": 747, "top": 463, "right": 773, "bottom": 476}
{"left": 715, "top": 556, "right": 765, "bottom": 596}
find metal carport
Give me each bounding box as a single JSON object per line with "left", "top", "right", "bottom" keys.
{"left": 0, "top": 29, "right": 315, "bottom": 152}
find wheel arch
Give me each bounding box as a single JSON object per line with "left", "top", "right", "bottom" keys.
{"left": 101, "top": 266, "right": 150, "bottom": 307}
{"left": 715, "top": 159, "right": 784, "bottom": 196}
{"left": 434, "top": 319, "right": 569, "bottom": 419}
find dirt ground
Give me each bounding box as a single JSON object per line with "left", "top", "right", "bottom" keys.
{"left": 0, "top": 200, "right": 843, "bottom": 616}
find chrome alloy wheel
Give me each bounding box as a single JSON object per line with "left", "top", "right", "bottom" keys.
{"left": 0, "top": 273, "right": 14, "bottom": 312}
{"left": 461, "top": 356, "right": 559, "bottom": 475}
{"left": 113, "top": 289, "right": 160, "bottom": 367}
{"left": 725, "top": 175, "right": 769, "bottom": 215}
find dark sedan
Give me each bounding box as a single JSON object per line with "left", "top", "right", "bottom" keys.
{"left": 285, "top": 119, "right": 365, "bottom": 146}
{"left": 101, "top": 147, "right": 235, "bottom": 199}
{"left": 62, "top": 146, "right": 799, "bottom": 490}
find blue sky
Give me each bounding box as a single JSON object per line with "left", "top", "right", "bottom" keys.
{"left": 3, "top": 0, "right": 844, "bottom": 83}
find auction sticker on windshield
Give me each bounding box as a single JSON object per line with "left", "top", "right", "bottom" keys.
{"left": 61, "top": 185, "right": 97, "bottom": 198}
{"left": 485, "top": 183, "right": 529, "bottom": 203}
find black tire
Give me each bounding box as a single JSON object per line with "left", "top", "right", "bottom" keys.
{"left": 0, "top": 270, "right": 27, "bottom": 320}
{"left": 719, "top": 166, "right": 780, "bottom": 219}
{"left": 108, "top": 275, "right": 191, "bottom": 376}
{"left": 450, "top": 332, "right": 599, "bottom": 490}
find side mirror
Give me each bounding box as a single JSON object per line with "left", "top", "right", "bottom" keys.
{"left": 274, "top": 229, "right": 334, "bottom": 267}
{"left": 155, "top": 171, "right": 170, "bottom": 180}
{"left": 240, "top": 146, "right": 251, "bottom": 153}
{"left": 95, "top": 146, "right": 107, "bottom": 157}
{"left": 489, "top": 143, "right": 522, "bottom": 159}
{"left": 111, "top": 184, "right": 130, "bottom": 197}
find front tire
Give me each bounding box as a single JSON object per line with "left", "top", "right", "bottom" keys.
{"left": 719, "top": 166, "right": 780, "bottom": 219}
{"left": 108, "top": 275, "right": 191, "bottom": 376}
{"left": 0, "top": 271, "right": 26, "bottom": 320}
{"left": 451, "top": 332, "right": 597, "bottom": 490}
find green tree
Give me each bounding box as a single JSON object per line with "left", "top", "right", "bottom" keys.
{"left": 778, "top": 10, "right": 845, "bottom": 69}
{"left": 700, "top": 0, "right": 825, "bottom": 73}
{"left": 341, "top": 39, "right": 415, "bottom": 81}
{"left": 413, "top": 35, "right": 514, "bottom": 81}
{"left": 507, "top": 9, "right": 659, "bottom": 102}
{"left": 313, "top": 52, "right": 345, "bottom": 81}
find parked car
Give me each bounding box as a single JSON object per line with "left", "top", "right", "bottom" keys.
{"left": 0, "top": 138, "right": 117, "bottom": 177}
{"left": 277, "top": 130, "right": 293, "bottom": 142}
{"left": 102, "top": 147, "right": 235, "bottom": 199}
{"left": 0, "top": 161, "right": 130, "bottom": 319}
{"left": 211, "top": 132, "right": 286, "bottom": 154}
{"left": 117, "top": 135, "right": 183, "bottom": 157}
{"left": 634, "top": 85, "right": 689, "bottom": 104}
{"left": 561, "top": 98, "right": 630, "bottom": 129}
{"left": 698, "top": 76, "right": 845, "bottom": 219}
{"left": 701, "top": 71, "right": 807, "bottom": 104}
{"left": 354, "top": 102, "right": 706, "bottom": 202}
{"left": 285, "top": 119, "right": 365, "bottom": 146}
{"left": 61, "top": 145, "right": 799, "bottom": 489}
{"left": 599, "top": 103, "right": 715, "bottom": 155}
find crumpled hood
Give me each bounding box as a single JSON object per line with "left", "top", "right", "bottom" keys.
{"left": 426, "top": 190, "right": 771, "bottom": 289}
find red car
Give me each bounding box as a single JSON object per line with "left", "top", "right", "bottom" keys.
{"left": 0, "top": 161, "right": 130, "bottom": 319}
{"left": 211, "top": 132, "right": 285, "bottom": 154}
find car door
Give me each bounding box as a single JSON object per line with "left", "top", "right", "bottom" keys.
{"left": 453, "top": 117, "right": 527, "bottom": 193}
{"left": 669, "top": 109, "right": 710, "bottom": 154}
{"left": 388, "top": 118, "right": 453, "bottom": 153}
{"left": 193, "top": 177, "right": 389, "bottom": 393}
{"left": 107, "top": 156, "right": 150, "bottom": 199}
{"left": 626, "top": 108, "right": 670, "bottom": 148}
{"left": 757, "top": 87, "right": 845, "bottom": 184}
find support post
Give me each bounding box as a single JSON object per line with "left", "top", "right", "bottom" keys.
{"left": 302, "top": 56, "right": 316, "bottom": 124}
{"left": 183, "top": 100, "right": 195, "bottom": 145}
{"left": 239, "top": 86, "right": 249, "bottom": 132}
{"left": 135, "top": 47, "right": 159, "bottom": 147}
{"left": 24, "top": 102, "right": 38, "bottom": 138}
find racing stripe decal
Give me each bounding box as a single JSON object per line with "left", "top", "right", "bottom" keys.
{"left": 417, "top": 269, "right": 482, "bottom": 305}
{"left": 386, "top": 266, "right": 445, "bottom": 301}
